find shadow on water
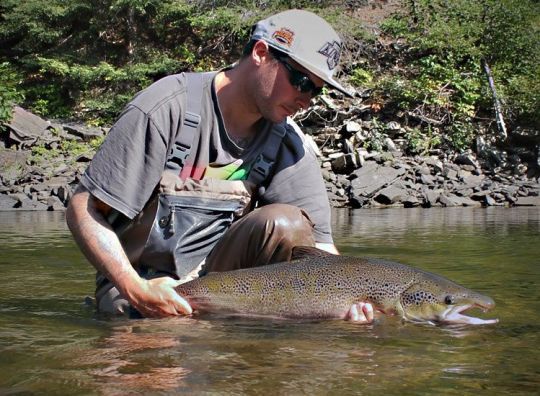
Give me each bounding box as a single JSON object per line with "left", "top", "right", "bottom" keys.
{"left": 0, "top": 208, "right": 539, "bottom": 395}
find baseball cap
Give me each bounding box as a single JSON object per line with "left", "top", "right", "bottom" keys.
{"left": 250, "top": 9, "right": 353, "bottom": 97}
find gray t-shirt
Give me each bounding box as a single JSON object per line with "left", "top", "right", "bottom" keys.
{"left": 81, "top": 72, "right": 333, "bottom": 243}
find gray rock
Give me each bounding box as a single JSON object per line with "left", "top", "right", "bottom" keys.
{"left": 374, "top": 185, "right": 406, "bottom": 205}
{"left": 384, "top": 137, "right": 398, "bottom": 152}
{"left": 3, "top": 106, "right": 51, "bottom": 147}
{"left": 415, "top": 165, "right": 431, "bottom": 176}
{"left": 420, "top": 174, "right": 436, "bottom": 186}
{"left": 485, "top": 195, "right": 498, "bottom": 206}
{"left": 423, "top": 156, "right": 444, "bottom": 173}
{"left": 15, "top": 197, "right": 49, "bottom": 211}
{"left": 0, "top": 194, "right": 18, "bottom": 211}
{"left": 422, "top": 188, "right": 442, "bottom": 207}
{"left": 344, "top": 121, "right": 362, "bottom": 134}
{"left": 64, "top": 124, "right": 104, "bottom": 142}
{"left": 403, "top": 195, "right": 421, "bottom": 207}
{"left": 0, "top": 149, "right": 30, "bottom": 182}
{"left": 439, "top": 193, "right": 482, "bottom": 207}
{"left": 514, "top": 196, "right": 540, "bottom": 206}
{"left": 443, "top": 168, "right": 458, "bottom": 181}
{"left": 46, "top": 196, "right": 66, "bottom": 211}
{"left": 455, "top": 152, "right": 480, "bottom": 168}
{"left": 471, "top": 190, "right": 491, "bottom": 199}
{"left": 331, "top": 153, "right": 358, "bottom": 174}
{"left": 350, "top": 162, "right": 406, "bottom": 198}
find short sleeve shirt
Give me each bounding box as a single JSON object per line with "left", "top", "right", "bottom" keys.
{"left": 80, "top": 72, "right": 333, "bottom": 243}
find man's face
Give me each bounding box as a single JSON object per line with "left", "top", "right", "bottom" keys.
{"left": 253, "top": 47, "right": 325, "bottom": 123}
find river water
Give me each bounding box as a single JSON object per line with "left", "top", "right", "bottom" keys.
{"left": 0, "top": 207, "right": 538, "bottom": 395}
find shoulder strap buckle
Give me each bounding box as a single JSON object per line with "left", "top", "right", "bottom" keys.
{"left": 166, "top": 73, "right": 204, "bottom": 173}
{"left": 168, "top": 142, "right": 190, "bottom": 168}
{"left": 251, "top": 154, "right": 273, "bottom": 180}
{"left": 248, "top": 123, "right": 288, "bottom": 185}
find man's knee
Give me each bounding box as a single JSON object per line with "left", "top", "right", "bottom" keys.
{"left": 204, "top": 204, "right": 316, "bottom": 271}
{"left": 254, "top": 204, "right": 315, "bottom": 245}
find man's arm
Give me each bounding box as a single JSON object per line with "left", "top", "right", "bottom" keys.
{"left": 66, "top": 185, "right": 192, "bottom": 317}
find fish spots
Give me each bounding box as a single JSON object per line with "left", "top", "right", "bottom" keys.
{"left": 401, "top": 289, "right": 437, "bottom": 306}
{"left": 290, "top": 277, "right": 306, "bottom": 290}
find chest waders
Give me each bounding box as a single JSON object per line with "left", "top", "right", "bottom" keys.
{"left": 117, "top": 72, "right": 286, "bottom": 281}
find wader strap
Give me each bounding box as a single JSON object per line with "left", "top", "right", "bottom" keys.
{"left": 166, "top": 71, "right": 287, "bottom": 186}
{"left": 166, "top": 73, "right": 204, "bottom": 172}
{"left": 248, "top": 123, "right": 287, "bottom": 186}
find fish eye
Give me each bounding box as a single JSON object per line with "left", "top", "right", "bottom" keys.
{"left": 444, "top": 295, "right": 454, "bottom": 305}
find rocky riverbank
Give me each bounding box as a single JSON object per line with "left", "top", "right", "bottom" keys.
{"left": 1, "top": 105, "right": 539, "bottom": 212}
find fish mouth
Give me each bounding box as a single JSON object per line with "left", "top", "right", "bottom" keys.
{"left": 439, "top": 303, "right": 499, "bottom": 325}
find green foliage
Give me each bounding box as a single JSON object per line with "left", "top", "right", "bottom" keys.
{"left": 0, "top": 0, "right": 536, "bottom": 145}
{"left": 405, "top": 126, "right": 442, "bottom": 155}
{"left": 1, "top": 0, "right": 276, "bottom": 121}
{"left": 362, "top": 118, "right": 386, "bottom": 152}
{"left": 447, "top": 121, "right": 476, "bottom": 152}
{"left": 380, "top": 15, "right": 409, "bottom": 37}
{"left": 30, "top": 136, "right": 104, "bottom": 166}
{"left": 0, "top": 63, "right": 24, "bottom": 130}
{"left": 0, "top": 0, "right": 352, "bottom": 124}
{"left": 372, "top": 0, "right": 539, "bottom": 152}
{"left": 405, "top": 0, "right": 539, "bottom": 127}
{"left": 349, "top": 67, "right": 373, "bottom": 88}
{"left": 379, "top": 55, "right": 482, "bottom": 117}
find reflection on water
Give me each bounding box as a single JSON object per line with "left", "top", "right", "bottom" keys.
{"left": 0, "top": 208, "right": 539, "bottom": 395}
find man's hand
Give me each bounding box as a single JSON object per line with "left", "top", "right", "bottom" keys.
{"left": 346, "top": 302, "right": 374, "bottom": 324}
{"left": 67, "top": 186, "right": 192, "bottom": 319}
{"left": 128, "top": 276, "right": 193, "bottom": 318}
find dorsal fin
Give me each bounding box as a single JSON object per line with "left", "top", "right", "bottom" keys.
{"left": 291, "top": 246, "right": 335, "bottom": 261}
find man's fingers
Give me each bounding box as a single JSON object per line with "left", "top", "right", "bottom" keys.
{"left": 362, "top": 302, "right": 374, "bottom": 323}
{"left": 346, "top": 302, "right": 374, "bottom": 324}
{"left": 348, "top": 303, "right": 359, "bottom": 321}
{"left": 160, "top": 277, "right": 193, "bottom": 315}
{"left": 133, "top": 277, "right": 193, "bottom": 317}
{"left": 172, "top": 294, "right": 193, "bottom": 315}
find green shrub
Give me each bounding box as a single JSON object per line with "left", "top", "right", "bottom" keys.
{"left": 0, "top": 62, "right": 24, "bottom": 130}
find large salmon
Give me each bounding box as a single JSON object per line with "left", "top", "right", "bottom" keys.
{"left": 175, "top": 247, "right": 498, "bottom": 325}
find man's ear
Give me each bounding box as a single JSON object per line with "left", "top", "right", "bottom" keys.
{"left": 251, "top": 40, "right": 271, "bottom": 66}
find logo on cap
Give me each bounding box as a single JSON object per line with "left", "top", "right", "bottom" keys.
{"left": 272, "top": 28, "right": 295, "bottom": 47}
{"left": 318, "top": 41, "right": 341, "bottom": 70}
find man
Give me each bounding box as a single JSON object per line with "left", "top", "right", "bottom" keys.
{"left": 67, "top": 9, "right": 374, "bottom": 323}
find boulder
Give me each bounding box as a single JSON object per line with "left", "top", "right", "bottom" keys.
{"left": 350, "top": 162, "right": 406, "bottom": 198}
{"left": 331, "top": 153, "right": 357, "bottom": 174}
{"left": 374, "top": 184, "right": 407, "bottom": 205}
{"left": 514, "top": 196, "right": 540, "bottom": 206}
{"left": 3, "top": 106, "right": 51, "bottom": 147}
{"left": 439, "top": 193, "right": 482, "bottom": 207}
{"left": 422, "top": 188, "right": 442, "bottom": 207}
{"left": 0, "top": 194, "right": 18, "bottom": 211}
{"left": 63, "top": 123, "right": 104, "bottom": 142}
{"left": 46, "top": 196, "right": 66, "bottom": 211}
{"left": 15, "top": 197, "right": 49, "bottom": 211}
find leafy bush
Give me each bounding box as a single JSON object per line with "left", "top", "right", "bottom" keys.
{"left": 0, "top": 63, "right": 24, "bottom": 130}
{"left": 0, "top": 0, "right": 537, "bottom": 148}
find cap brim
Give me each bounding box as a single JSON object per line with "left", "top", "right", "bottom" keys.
{"left": 288, "top": 54, "right": 354, "bottom": 98}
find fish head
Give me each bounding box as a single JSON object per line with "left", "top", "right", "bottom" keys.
{"left": 398, "top": 274, "right": 498, "bottom": 325}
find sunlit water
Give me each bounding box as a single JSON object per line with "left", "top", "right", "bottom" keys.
{"left": 0, "top": 208, "right": 538, "bottom": 395}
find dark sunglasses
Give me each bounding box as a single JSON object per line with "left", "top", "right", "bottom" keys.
{"left": 269, "top": 48, "right": 323, "bottom": 97}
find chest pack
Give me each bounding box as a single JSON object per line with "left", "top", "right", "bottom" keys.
{"left": 124, "top": 72, "right": 288, "bottom": 280}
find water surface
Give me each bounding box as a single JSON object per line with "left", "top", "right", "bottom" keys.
{"left": 0, "top": 208, "right": 538, "bottom": 395}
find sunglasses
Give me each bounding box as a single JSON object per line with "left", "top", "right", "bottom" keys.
{"left": 270, "top": 49, "right": 323, "bottom": 97}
